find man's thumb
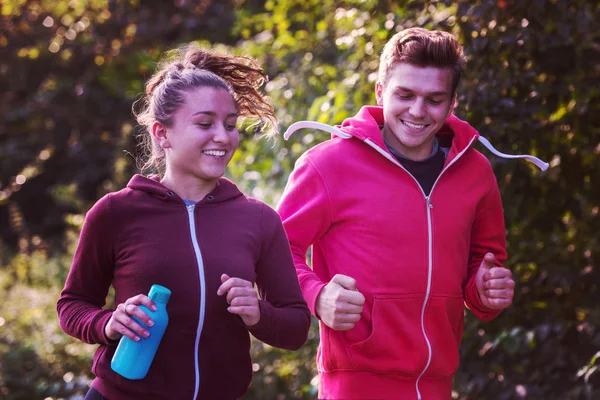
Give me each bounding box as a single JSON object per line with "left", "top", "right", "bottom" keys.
{"left": 331, "top": 274, "right": 357, "bottom": 291}
{"left": 481, "top": 253, "right": 496, "bottom": 270}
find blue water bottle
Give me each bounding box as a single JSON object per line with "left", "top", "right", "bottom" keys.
{"left": 111, "top": 284, "right": 171, "bottom": 379}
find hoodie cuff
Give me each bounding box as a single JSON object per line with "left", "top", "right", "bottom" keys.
{"left": 466, "top": 277, "right": 502, "bottom": 322}
{"left": 245, "top": 300, "right": 274, "bottom": 337}
{"left": 95, "top": 309, "right": 119, "bottom": 346}
{"left": 302, "top": 280, "right": 327, "bottom": 319}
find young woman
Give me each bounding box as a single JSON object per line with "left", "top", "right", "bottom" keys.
{"left": 57, "top": 45, "right": 310, "bottom": 400}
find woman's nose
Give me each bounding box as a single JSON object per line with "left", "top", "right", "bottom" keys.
{"left": 212, "top": 124, "right": 230, "bottom": 143}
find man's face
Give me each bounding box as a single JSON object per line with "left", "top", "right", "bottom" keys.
{"left": 376, "top": 63, "right": 455, "bottom": 161}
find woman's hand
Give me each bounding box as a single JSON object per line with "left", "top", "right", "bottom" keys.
{"left": 105, "top": 294, "right": 157, "bottom": 341}
{"left": 217, "top": 274, "right": 260, "bottom": 326}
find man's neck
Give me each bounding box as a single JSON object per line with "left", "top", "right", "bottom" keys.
{"left": 384, "top": 136, "right": 440, "bottom": 163}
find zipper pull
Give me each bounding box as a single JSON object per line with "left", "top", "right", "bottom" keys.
{"left": 426, "top": 198, "right": 433, "bottom": 209}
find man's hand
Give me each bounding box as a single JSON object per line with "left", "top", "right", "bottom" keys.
{"left": 475, "top": 253, "right": 515, "bottom": 310}
{"left": 316, "top": 274, "right": 365, "bottom": 331}
{"left": 217, "top": 274, "right": 261, "bottom": 326}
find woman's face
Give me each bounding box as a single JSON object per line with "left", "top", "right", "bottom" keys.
{"left": 155, "top": 86, "right": 240, "bottom": 186}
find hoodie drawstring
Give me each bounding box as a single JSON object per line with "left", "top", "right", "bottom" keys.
{"left": 284, "top": 120, "right": 549, "bottom": 171}
{"left": 477, "top": 136, "right": 549, "bottom": 171}
{"left": 284, "top": 121, "right": 350, "bottom": 140}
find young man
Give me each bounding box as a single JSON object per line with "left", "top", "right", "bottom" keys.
{"left": 277, "top": 27, "right": 548, "bottom": 400}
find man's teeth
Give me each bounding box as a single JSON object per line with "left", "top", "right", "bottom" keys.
{"left": 403, "top": 121, "right": 426, "bottom": 129}
{"left": 203, "top": 150, "right": 226, "bottom": 157}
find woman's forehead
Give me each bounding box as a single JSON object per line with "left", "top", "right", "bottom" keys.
{"left": 179, "top": 86, "right": 238, "bottom": 116}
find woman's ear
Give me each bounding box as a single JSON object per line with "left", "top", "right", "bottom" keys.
{"left": 151, "top": 121, "right": 170, "bottom": 149}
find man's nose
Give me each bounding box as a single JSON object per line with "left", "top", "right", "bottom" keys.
{"left": 409, "top": 99, "right": 426, "bottom": 118}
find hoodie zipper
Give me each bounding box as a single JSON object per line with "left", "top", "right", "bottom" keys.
{"left": 187, "top": 204, "right": 207, "bottom": 400}
{"left": 364, "top": 136, "right": 476, "bottom": 400}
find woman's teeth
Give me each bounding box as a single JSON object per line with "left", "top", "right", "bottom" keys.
{"left": 203, "top": 150, "right": 226, "bottom": 157}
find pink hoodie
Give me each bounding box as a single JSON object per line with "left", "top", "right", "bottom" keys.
{"left": 277, "top": 106, "right": 547, "bottom": 400}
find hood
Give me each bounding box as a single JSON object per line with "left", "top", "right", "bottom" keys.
{"left": 284, "top": 106, "right": 548, "bottom": 171}
{"left": 127, "top": 174, "right": 245, "bottom": 204}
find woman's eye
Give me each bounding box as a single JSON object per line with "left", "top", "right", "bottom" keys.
{"left": 225, "top": 125, "right": 237, "bottom": 131}
{"left": 197, "top": 123, "right": 212, "bottom": 129}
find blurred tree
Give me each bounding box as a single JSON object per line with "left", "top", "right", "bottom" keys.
{"left": 454, "top": 1, "right": 600, "bottom": 399}
{"left": 0, "top": 0, "right": 237, "bottom": 252}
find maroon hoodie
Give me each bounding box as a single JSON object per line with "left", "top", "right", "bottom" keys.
{"left": 57, "top": 175, "right": 310, "bottom": 400}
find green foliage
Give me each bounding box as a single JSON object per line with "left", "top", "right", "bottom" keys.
{"left": 452, "top": 1, "right": 600, "bottom": 398}
{"left": 242, "top": 320, "right": 320, "bottom": 400}
{"left": 0, "top": 276, "right": 95, "bottom": 399}
{"left": 1, "top": 0, "right": 599, "bottom": 399}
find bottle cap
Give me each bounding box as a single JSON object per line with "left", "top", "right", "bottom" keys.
{"left": 148, "top": 284, "right": 171, "bottom": 303}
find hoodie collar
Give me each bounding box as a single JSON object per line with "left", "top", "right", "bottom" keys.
{"left": 284, "top": 106, "right": 548, "bottom": 171}
{"left": 127, "top": 174, "right": 244, "bottom": 204}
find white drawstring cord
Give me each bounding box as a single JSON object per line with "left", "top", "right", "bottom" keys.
{"left": 284, "top": 120, "right": 550, "bottom": 172}
{"left": 283, "top": 121, "right": 351, "bottom": 140}
{"left": 478, "top": 136, "right": 549, "bottom": 171}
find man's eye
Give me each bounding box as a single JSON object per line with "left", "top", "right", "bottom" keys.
{"left": 197, "top": 123, "right": 212, "bottom": 129}
{"left": 428, "top": 99, "right": 443, "bottom": 105}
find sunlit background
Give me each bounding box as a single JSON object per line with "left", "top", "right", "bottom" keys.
{"left": 0, "top": 0, "right": 599, "bottom": 399}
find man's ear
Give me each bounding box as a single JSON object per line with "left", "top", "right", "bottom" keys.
{"left": 375, "top": 82, "right": 383, "bottom": 106}
{"left": 447, "top": 96, "right": 457, "bottom": 117}
{"left": 151, "top": 121, "right": 170, "bottom": 148}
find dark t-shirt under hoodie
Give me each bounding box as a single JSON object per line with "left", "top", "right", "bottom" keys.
{"left": 384, "top": 134, "right": 449, "bottom": 196}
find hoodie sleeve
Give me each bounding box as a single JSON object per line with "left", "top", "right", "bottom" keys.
{"left": 275, "top": 153, "right": 334, "bottom": 317}
{"left": 464, "top": 170, "right": 508, "bottom": 321}
{"left": 56, "top": 194, "right": 117, "bottom": 345}
{"left": 246, "top": 204, "right": 311, "bottom": 350}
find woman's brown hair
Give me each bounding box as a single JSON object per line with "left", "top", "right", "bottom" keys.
{"left": 134, "top": 44, "right": 277, "bottom": 175}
